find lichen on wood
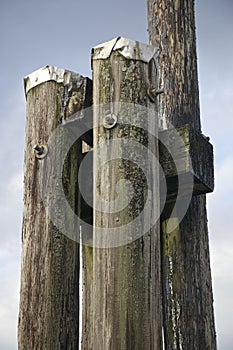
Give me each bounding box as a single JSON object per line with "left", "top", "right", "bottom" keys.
{"left": 18, "top": 68, "right": 92, "bottom": 350}
{"left": 81, "top": 38, "right": 162, "bottom": 350}
{"left": 159, "top": 124, "right": 214, "bottom": 209}
{"left": 147, "top": 1, "right": 217, "bottom": 349}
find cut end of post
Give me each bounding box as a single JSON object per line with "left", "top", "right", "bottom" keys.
{"left": 24, "top": 65, "right": 83, "bottom": 97}
{"left": 92, "top": 36, "right": 159, "bottom": 63}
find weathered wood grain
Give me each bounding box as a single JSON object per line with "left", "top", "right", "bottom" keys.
{"left": 18, "top": 67, "right": 92, "bottom": 350}
{"left": 159, "top": 124, "right": 214, "bottom": 207}
{"left": 147, "top": 1, "right": 217, "bottom": 349}
{"left": 81, "top": 38, "right": 162, "bottom": 350}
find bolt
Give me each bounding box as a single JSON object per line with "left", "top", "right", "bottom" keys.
{"left": 147, "top": 87, "right": 164, "bottom": 102}
{"left": 106, "top": 116, "right": 115, "bottom": 124}
{"left": 154, "top": 88, "right": 164, "bottom": 95}
{"left": 103, "top": 114, "right": 117, "bottom": 129}
{"left": 33, "top": 144, "right": 48, "bottom": 159}
{"left": 34, "top": 144, "right": 44, "bottom": 155}
{"left": 202, "top": 134, "right": 210, "bottom": 142}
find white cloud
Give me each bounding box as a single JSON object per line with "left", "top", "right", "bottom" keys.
{"left": 0, "top": 170, "right": 22, "bottom": 349}
{"left": 0, "top": 171, "right": 23, "bottom": 248}
{"left": 0, "top": 258, "right": 20, "bottom": 350}
{"left": 200, "top": 87, "right": 233, "bottom": 144}
{"left": 206, "top": 154, "right": 233, "bottom": 349}
{"left": 211, "top": 155, "right": 233, "bottom": 199}
{"left": 211, "top": 242, "right": 233, "bottom": 350}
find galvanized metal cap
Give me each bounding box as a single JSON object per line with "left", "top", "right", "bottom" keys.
{"left": 24, "top": 65, "right": 82, "bottom": 96}
{"left": 92, "top": 37, "right": 159, "bottom": 63}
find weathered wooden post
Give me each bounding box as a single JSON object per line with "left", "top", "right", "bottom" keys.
{"left": 147, "top": 0, "right": 217, "bottom": 349}
{"left": 81, "top": 37, "right": 162, "bottom": 349}
{"left": 18, "top": 66, "right": 92, "bottom": 349}
{"left": 19, "top": 2, "right": 217, "bottom": 348}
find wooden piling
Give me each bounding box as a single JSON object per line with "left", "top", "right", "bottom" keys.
{"left": 82, "top": 37, "right": 162, "bottom": 350}
{"left": 18, "top": 66, "right": 92, "bottom": 349}
{"left": 147, "top": 1, "right": 217, "bottom": 349}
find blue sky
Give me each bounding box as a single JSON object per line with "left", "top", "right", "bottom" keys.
{"left": 0, "top": 0, "right": 233, "bottom": 349}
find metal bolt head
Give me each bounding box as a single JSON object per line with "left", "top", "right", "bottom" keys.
{"left": 34, "top": 144, "right": 44, "bottom": 155}
{"left": 103, "top": 114, "right": 117, "bottom": 129}
{"left": 147, "top": 87, "right": 164, "bottom": 102}
{"left": 33, "top": 144, "right": 48, "bottom": 159}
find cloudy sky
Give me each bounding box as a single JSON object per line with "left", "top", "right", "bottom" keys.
{"left": 0, "top": 0, "right": 232, "bottom": 349}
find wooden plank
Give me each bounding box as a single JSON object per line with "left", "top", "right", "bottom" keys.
{"left": 147, "top": 1, "right": 217, "bottom": 349}
{"left": 81, "top": 37, "right": 162, "bottom": 349}
{"left": 80, "top": 122, "right": 215, "bottom": 223}
{"left": 18, "top": 66, "right": 92, "bottom": 349}
{"left": 159, "top": 124, "right": 214, "bottom": 215}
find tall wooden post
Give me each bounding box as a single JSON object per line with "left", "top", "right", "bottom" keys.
{"left": 147, "top": 1, "right": 217, "bottom": 349}
{"left": 18, "top": 66, "right": 92, "bottom": 349}
{"left": 81, "top": 37, "right": 162, "bottom": 349}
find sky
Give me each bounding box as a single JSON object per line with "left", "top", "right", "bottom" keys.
{"left": 0, "top": 0, "right": 232, "bottom": 349}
